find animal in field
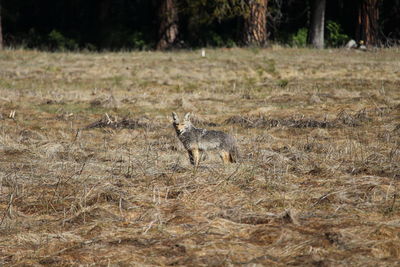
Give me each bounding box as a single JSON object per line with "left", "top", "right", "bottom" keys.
{"left": 172, "top": 112, "right": 239, "bottom": 166}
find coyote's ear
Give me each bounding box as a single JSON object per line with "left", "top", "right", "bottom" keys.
{"left": 184, "top": 112, "right": 191, "bottom": 122}
{"left": 172, "top": 112, "right": 180, "bottom": 123}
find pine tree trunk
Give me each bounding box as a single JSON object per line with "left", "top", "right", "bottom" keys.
{"left": 356, "top": 0, "right": 379, "bottom": 46}
{"left": 243, "top": 0, "right": 268, "bottom": 46}
{"left": 307, "top": 0, "right": 326, "bottom": 49}
{"left": 156, "top": 0, "right": 179, "bottom": 50}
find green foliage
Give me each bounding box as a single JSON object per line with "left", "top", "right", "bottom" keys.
{"left": 326, "top": 21, "right": 349, "bottom": 47}
{"left": 290, "top": 28, "right": 308, "bottom": 47}
{"left": 225, "top": 39, "right": 237, "bottom": 48}
{"left": 209, "top": 31, "right": 224, "bottom": 47}
{"left": 203, "top": 31, "right": 236, "bottom": 47}
{"left": 48, "top": 30, "right": 78, "bottom": 51}
{"left": 180, "top": 0, "right": 246, "bottom": 47}
{"left": 182, "top": 0, "right": 248, "bottom": 25}
{"left": 128, "top": 32, "right": 148, "bottom": 50}
{"left": 83, "top": 43, "right": 97, "bottom": 52}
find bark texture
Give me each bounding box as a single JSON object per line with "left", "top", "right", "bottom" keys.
{"left": 156, "top": 0, "right": 179, "bottom": 50}
{"left": 356, "top": 0, "right": 380, "bottom": 46}
{"left": 243, "top": 0, "right": 268, "bottom": 46}
{"left": 307, "top": 0, "right": 326, "bottom": 49}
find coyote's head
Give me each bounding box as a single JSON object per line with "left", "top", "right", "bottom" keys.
{"left": 172, "top": 112, "right": 192, "bottom": 135}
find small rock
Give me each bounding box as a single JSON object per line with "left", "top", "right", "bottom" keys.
{"left": 345, "top": 39, "right": 357, "bottom": 49}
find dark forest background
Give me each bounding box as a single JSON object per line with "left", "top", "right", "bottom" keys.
{"left": 0, "top": 0, "right": 399, "bottom": 51}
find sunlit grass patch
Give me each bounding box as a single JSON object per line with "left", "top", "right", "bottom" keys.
{"left": 36, "top": 102, "right": 113, "bottom": 115}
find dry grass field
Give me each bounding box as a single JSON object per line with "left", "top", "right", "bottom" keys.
{"left": 0, "top": 47, "right": 399, "bottom": 266}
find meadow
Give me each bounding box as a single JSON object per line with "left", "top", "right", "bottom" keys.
{"left": 0, "top": 47, "right": 399, "bottom": 266}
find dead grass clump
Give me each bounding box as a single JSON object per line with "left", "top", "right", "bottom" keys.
{"left": 84, "top": 183, "right": 130, "bottom": 207}
{"left": 217, "top": 208, "right": 299, "bottom": 225}
{"left": 226, "top": 114, "right": 334, "bottom": 128}
{"left": 335, "top": 109, "right": 369, "bottom": 127}
{"left": 82, "top": 114, "right": 154, "bottom": 130}
{"left": 89, "top": 94, "right": 120, "bottom": 109}
{"left": 225, "top": 109, "right": 371, "bottom": 129}
{"left": 62, "top": 206, "right": 122, "bottom": 226}
{"left": 189, "top": 114, "right": 219, "bottom": 127}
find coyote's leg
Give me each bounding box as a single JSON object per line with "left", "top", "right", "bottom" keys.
{"left": 219, "top": 151, "right": 230, "bottom": 164}
{"left": 192, "top": 148, "right": 200, "bottom": 166}
{"left": 188, "top": 149, "right": 200, "bottom": 166}
{"left": 229, "top": 153, "right": 236, "bottom": 163}
{"left": 200, "top": 151, "right": 208, "bottom": 161}
{"left": 188, "top": 150, "right": 195, "bottom": 165}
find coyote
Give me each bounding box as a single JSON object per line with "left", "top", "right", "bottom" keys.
{"left": 172, "top": 112, "right": 239, "bottom": 166}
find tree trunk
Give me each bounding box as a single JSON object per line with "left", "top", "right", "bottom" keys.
{"left": 156, "top": 0, "right": 179, "bottom": 50}
{"left": 307, "top": 0, "right": 326, "bottom": 49}
{"left": 0, "top": 2, "right": 3, "bottom": 50}
{"left": 356, "top": 0, "right": 380, "bottom": 46}
{"left": 243, "top": 0, "right": 268, "bottom": 46}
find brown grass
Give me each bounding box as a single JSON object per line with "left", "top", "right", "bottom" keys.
{"left": 1, "top": 47, "right": 399, "bottom": 266}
